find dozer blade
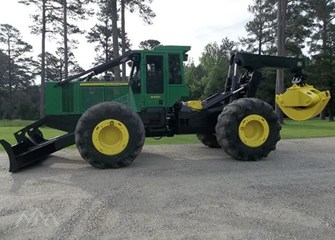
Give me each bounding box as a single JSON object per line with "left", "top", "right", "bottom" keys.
{"left": 276, "top": 84, "right": 331, "bottom": 121}
{"left": 0, "top": 118, "right": 74, "bottom": 172}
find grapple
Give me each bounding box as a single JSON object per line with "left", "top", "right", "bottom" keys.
{"left": 276, "top": 84, "right": 331, "bottom": 121}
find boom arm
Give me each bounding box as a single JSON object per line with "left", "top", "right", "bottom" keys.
{"left": 232, "top": 52, "right": 330, "bottom": 120}
{"left": 56, "top": 50, "right": 134, "bottom": 86}
{"left": 200, "top": 52, "right": 330, "bottom": 120}
{"left": 232, "top": 52, "right": 305, "bottom": 73}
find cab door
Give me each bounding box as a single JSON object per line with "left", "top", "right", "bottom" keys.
{"left": 144, "top": 54, "right": 166, "bottom": 107}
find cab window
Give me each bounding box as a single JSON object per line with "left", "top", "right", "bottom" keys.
{"left": 168, "top": 54, "right": 181, "bottom": 84}
{"left": 146, "top": 55, "right": 164, "bottom": 94}
{"left": 130, "top": 59, "right": 141, "bottom": 93}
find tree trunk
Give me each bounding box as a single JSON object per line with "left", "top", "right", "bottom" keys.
{"left": 258, "top": 25, "right": 263, "bottom": 55}
{"left": 63, "top": 0, "right": 68, "bottom": 79}
{"left": 275, "top": 0, "right": 287, "bottom": 124}
{"left": 105, "top": 19, "right": 109, "bottom": 62}
{"left": 121, "top": 0, "right": 126, "bottom": 81}
{"left": 111, "top": 0, "right": 120, "bottom": 80}
{"left": 7, "top": 33, "right": 13, "bottom": 120}
{"left": 320, "top": 110, "right": 326, "bottom": 120}
{"left": 329, "top": 54, "right": 335, "bottom": 121}
{"left": 329, "top": 107, "right": 334, "bottom": 121}
{"left": 40, "top": 0, "right": 46, "bottom": 119}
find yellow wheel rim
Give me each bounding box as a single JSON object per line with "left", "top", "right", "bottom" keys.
{"left": 92, "top": 119, "right": 129, "bottom": 155}
{"left": 238, "top": 114, "right": 269, "bottom": 148}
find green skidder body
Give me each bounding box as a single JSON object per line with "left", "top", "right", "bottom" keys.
{"left": 1, "top": 45, "right": 330, "bottom": 172}
{"left": 45, "top": 82, "right": 135, "bottom": 115}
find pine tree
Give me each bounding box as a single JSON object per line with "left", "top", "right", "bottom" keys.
{"left": 0, "top": 24, "right": 36, "bottom": 119}
{"left": 240, "top": 0, "right": 277, "bottom": 54}
{"left": 306, "top": 0, "right": 335, "bottom": 120}
{"left": 139, "top": 39, "right": 161, "bottom": 49}
{"left": 121, "top": 0, "right": 156, "bottom": 79}
{"left": 87, "top": 0, "right": 155, "bottom": 80}
{"left": 87, "top": 0, "right": 131, "bottom": 79}
{"left": 285, "top": 0, "right": 312, "bottom": 56}
{"left": 19, "top": 0, "right": 92, "bottom": 117}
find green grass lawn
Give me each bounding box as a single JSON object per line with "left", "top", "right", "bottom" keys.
{"left": 281, "top": 119, "right": 335, "bottom": 139}
{"left": 0, "top": 119, "right": 335, "bottom": 152}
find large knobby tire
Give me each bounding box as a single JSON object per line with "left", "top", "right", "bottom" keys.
{"left": 215, "top": 98, "right": 281, "bottom": 161}
{"left": 197, "top": 133, "right": 221, "bottom": 148}
{"left": 75, "top": 102, "right": 145, "bottom": 169}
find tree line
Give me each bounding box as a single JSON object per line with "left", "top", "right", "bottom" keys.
{"left": 0, "top": 0, "right": 155, "bottom": 119}
{"left": 0, "top": 0, "right": 334, "bottom": 120}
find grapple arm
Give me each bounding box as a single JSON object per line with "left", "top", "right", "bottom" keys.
{"left": 232, "top": 52, "right": 331, "bottom": 120}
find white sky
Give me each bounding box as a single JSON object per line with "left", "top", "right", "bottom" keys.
{"left": 0, "top": 0, "right": 253, "bottom": 69}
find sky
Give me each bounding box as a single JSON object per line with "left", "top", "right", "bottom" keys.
{"left": 0, "top": 0, "right": 254, "bottom": 69}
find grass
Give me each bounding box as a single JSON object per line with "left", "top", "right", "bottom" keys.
{"left": 0, "top": 120, "right": 200, "bottom": 150}
{"left": 0, "top": 120, "right": 35, "bottom": 127}
{"left": 0, "top": 119, "right": 335, "bottom": 151}
{"left": 281, "top": 119, "right": 335, "bottom": 139}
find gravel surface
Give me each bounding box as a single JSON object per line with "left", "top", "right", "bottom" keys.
{"left": 0, "top": 138, "right": 334, "bottom": 240}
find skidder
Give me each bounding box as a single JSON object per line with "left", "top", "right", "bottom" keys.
{"left": 1, "top": 46, "right": 330, "bottom": 172}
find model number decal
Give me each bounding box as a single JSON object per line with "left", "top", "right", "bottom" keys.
{"left": 150, "top": 96, "right": 161, "bottom": 99}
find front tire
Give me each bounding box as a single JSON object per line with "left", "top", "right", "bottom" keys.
{"left": 75, "top": 102, "right": 145, "bottom": 169}
{"left": 215, "top": 98, "right": 281, "bottom": 161}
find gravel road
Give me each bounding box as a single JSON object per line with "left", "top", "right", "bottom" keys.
{"left": 0, "top": 138, "right": 334, "bottom": 240}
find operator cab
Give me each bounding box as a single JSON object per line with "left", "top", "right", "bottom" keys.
{"left": 130, "top": 46, "right": 190, "bottom": 109}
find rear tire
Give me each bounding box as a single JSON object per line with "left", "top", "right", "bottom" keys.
{"left": 197, "top": 133, "right": 221, "bottom": 148}
{"left": 75, "top": 102, "right": 145, "bottom": 169}
{"left": 215, "top": 98, "right": 281, "bottom": 161}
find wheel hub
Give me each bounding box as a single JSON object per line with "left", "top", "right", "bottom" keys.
{"left": 238, "top": 114, "right": 269, "bottom": 148}
{"left": 92, "top": 119, "right": 129, "bottom": 155}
